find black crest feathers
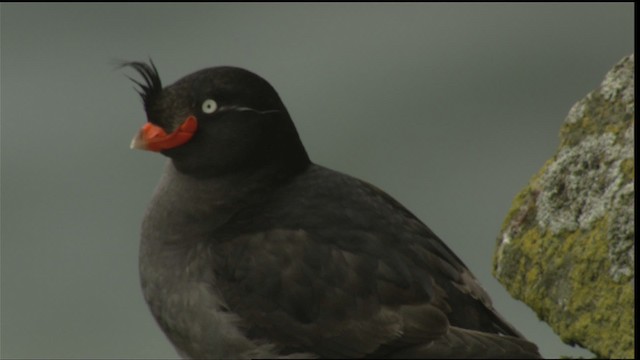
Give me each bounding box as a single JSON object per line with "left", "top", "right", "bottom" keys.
{"left": 119, "top": 59, "right": 162, "bottom": 111}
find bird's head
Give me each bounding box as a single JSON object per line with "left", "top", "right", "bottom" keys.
{"left": 122, "top": 60, "right": 309, "bottom": 177}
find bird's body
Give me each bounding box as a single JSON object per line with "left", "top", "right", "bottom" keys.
{"left": 124, "top": 61, "right": 541, "bottom": 359}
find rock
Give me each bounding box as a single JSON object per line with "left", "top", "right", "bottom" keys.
{"left": 493, "top": 54, "right": 634, "bottom": 359}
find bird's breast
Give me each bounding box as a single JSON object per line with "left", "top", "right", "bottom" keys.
{"left": 137, "top": 167, "right": 274, "bottom": 358}
{"left": 139, "top": 228, "right": 284, "bottom": 359}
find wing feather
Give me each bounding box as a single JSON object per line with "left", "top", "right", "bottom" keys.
{"left": 209, "top": 165, "right": 540, "bottom": 358}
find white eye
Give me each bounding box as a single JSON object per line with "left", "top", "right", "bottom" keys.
{"left": 201, "top": 99, "right": 218, "bottom": 114}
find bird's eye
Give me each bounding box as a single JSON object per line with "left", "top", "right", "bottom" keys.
{"left": 201, "top": 99, "right": 218, "bottom": 114}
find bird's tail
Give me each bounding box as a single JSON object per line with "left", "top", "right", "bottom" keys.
{"left": 386, "top": 326, "right": 542, "bottom": 359}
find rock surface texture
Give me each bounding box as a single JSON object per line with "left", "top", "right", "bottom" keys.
{"left": 493, "top": 54, "right": 634, "bottom": 359}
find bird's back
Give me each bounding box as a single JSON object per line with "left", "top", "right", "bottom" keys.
{"left": 205, "top": 164, "right": 541, "bottom": 358}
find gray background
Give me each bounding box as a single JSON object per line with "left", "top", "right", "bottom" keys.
{"left": 0, "top": 3, "right": 633, "bottom": 359}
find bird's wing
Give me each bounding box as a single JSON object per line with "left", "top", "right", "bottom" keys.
{"left": 352, "top": 178, "right": 528, "bottom": 339}
{"left": 210, "top": 166, "right": 539, "bottom": 358}
{"left": 213, "top": 228, "right": 451, "bottom": 358}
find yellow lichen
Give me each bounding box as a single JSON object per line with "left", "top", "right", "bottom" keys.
{"left": 620, "top": 158, "right": 634, "bottom": 181}
{"left": 497, "top": 214, "right": 634, "bottom": 358}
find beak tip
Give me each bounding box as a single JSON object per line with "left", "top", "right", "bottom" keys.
{"left": 130, "top": 135, "right": 147, "bottom": 150}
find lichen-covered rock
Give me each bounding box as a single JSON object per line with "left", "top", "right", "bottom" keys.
{"left": 493, "top": 54, "right": 634, "bottom": 359}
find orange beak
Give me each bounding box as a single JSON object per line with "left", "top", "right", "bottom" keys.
{"left": 130, "top": 116, "right": 198, "bottom": 152}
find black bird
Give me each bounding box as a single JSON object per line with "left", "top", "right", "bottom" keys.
{"left": 123, "top": 60, "right": 541, "bottom": 359}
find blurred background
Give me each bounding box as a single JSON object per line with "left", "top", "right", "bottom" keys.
{"left": 0, "top": 3, "right": 633, "bottom": 359}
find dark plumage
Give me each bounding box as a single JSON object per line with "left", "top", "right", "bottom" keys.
{"left": 121, "top": 60, "right": 162, "bottom": 112}
{"left": 123, "top": 60, "right": 541, "bottom": 359}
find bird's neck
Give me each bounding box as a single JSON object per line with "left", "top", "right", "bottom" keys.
{"left": 169, "top": 146, "right": 310, "bottom": 187}
{"left": 153, "top": 158, "right": 309, "bottom": 232}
